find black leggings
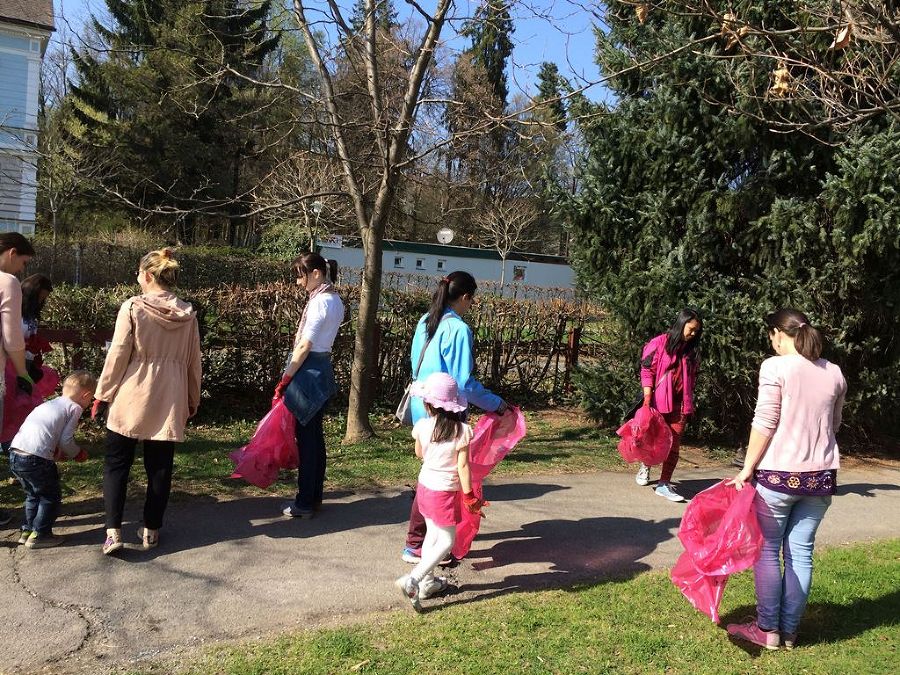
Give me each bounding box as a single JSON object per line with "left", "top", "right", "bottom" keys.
{"left": 103, "top": 430, "right": 175, "bottom": 530}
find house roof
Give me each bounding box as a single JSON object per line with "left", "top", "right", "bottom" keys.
{"left": 323, "top": 237, "right": 570, "bottom": 265}
{"left": 0, "top": 0, "right": 54, "bottom": 32}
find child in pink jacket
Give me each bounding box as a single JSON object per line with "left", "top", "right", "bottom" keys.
{"left": 634, "top": 309, "right": 702, "bottom": 502}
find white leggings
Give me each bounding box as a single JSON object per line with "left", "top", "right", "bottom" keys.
{"left": 410, "top": 518, "right": 456, "bottom": 584}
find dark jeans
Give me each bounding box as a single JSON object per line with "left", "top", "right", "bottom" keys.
{"left": 103, "top": 430, "right": 175, "bottom": 530}
{"left": 10, "top": 452, "right": 61, "bottom": 535}
{"left": 405, "top": 492, "right": 426, "bottom": 550}
{"left": 293, "top": 407, "right": 326, "bottom": 510}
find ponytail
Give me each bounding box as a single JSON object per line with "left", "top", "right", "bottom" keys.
{"left": 765, "top": 308, "right": 824, "bottom": 361}
{"left": 325, "top": 258, "right": 339, "bottom": 284}
{"left": 425, "top": 270, "right": 477, "bottom": 339}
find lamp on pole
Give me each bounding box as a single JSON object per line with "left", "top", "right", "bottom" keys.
{"left": 305, "top": 199, "right": 325, "bottom": 251}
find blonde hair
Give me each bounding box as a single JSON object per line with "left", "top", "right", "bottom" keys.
{"left": 140, "top": 247, "right": 180, "bottom": 287}
{"left": 62, "top": 370, "right": 97, "bottom": 396}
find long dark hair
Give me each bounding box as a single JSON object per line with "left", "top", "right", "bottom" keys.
{"left": 425, "top": 402, "right": 465, "bottom": 444}
{"left": 765, "top": 308, "right": 823, "bottom": 361}
{"left": 665, "top": 308, "right": 703, "bottom": 357}
{"left": 293, "top": 252, "right": 338, "bottom": 284}
{"left": 21, "top": 274, "right": 53, "bottom": 322}
{"left": 426, "top": 271, "right": 477, "bottom": 339}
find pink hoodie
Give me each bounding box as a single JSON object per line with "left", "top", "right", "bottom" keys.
{"left": 640, "top": 333, "right": 699, "bottom": 415}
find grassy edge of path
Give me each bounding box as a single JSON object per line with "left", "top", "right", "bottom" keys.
{"left": 127, "top": 539, "right": 900, "bottom": 675}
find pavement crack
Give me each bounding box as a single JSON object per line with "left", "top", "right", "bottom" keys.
{"left": 7, "top": 547, "right": 102, "bottom": 665}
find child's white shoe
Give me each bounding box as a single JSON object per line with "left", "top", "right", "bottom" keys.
{"left": 395, "top": 575, "right": 422, "bottom": 613}
{"left": 418, "top": 576, "right": 449, "bottom": 599}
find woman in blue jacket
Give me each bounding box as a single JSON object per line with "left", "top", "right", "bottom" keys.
{"left": 401, "top": 272, "right": 508, "bottom": 586}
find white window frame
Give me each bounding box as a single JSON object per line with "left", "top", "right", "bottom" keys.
{"left": 393, "top": 255, "right": 404, "bottom": 269}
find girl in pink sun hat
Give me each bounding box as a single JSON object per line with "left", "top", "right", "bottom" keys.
{"left": 395, "top": 372, "right": 485, "bottom": 612}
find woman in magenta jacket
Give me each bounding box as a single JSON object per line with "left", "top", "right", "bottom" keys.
{"left": 634, "top": 309, "right": 702, "bottom": 502}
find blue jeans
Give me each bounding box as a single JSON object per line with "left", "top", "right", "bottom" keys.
{"left": 753, "top": 483, "right": 831, "bottom": 634}
{"left": 9, "top": 452, "right": 61, "bottom": 535}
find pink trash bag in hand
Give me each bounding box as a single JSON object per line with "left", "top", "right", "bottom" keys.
{"left": 1, "top": 362, "right": 60, "bottom": 443}
{"left": 670, "top": 480, "right": 763, "bottom": 622}
{"left": 452, "top": 406, "right": 527, "bottom": 560}
{"left": 615, "top": 405, "right": 672, "bottom": 465}
{"left": 230, "top": 400, "right": 299, "bottom": 489}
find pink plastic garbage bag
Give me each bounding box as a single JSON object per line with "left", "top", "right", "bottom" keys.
{"left": 2, "top": 362, "right": 60, "bottom": 443}
{"left": 615, "top": 405, "right": 673, "bottom": 465}
{"left": 670, "top": 480, "right": 763, "bottom": 622}
{"left": 452, "top": 406, "right": 527, "bottom": 560}
{"left": 230, "top": 400, "right": 299, "bottom": 489}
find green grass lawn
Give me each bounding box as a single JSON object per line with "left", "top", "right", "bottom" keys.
{"left": 0, "top": 409, "right": 626, "bottom": 508}
{"left": 140, "top": 539, "right": 898, "bottom": 674}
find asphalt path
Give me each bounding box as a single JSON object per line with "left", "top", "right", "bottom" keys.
{"left": 1, "top": 463, "right": 897, "bottom": 674}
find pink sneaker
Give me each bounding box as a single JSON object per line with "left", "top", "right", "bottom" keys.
{"left": 726, "top": 621, "right": 780, "bottom": 650}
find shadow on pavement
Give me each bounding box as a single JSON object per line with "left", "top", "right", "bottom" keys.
{"left": 35, "top": 482, "right": 574, "bottom": 561}
{"left": 443, "top": 515, "right": 680, "bottom": 607}
{"left": 479, "top": 482, "right": 570, "bottom": 502}
{"left": 674, "top": 477, "right": 722, "bottom": 499}
{"left": 834, "top": 482, "right": 900, "bottom": 497}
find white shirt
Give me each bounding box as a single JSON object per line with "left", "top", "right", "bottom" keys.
{"left": 11, "top": 396, "right": 83, "bottom": 461}
{"left": 412, "top": 417, "right": 474, "bottom": 491}
{"left": 298, "top": 291, "right": 344, "bottom": 352}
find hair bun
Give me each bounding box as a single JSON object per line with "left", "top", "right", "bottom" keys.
{"left": 160, "top": 247, "right": 177, "bottom": 260}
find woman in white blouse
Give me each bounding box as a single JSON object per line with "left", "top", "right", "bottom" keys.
{"left": 273, "top": 253, "right": 345, "bottom": 518}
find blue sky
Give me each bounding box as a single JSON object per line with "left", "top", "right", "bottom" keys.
{"left": 55, "top": 0, "right": 607, "bottom": 101}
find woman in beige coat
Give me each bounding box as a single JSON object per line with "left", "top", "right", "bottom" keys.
{"left": 93, "top": 248, "right": 201, "bottom": 554}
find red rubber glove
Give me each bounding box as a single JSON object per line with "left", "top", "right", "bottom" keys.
{"left": 272, "top": 374, "right": 292, "bottom": 403}
{"left": 73, "top": 449, "right": 89, "bottom": 463}
{"left": 463, "top": 491, "right": 489, "bottom": 517}
{"left": 91, "top": 399, "right": 109, "bottom": 421}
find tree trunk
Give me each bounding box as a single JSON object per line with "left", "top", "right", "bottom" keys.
{"left": 50, "top": 210, "right": 58, "bottom": 279}
{"left": 500, "top": 254, "right": 507, "bottom": 286}
{"left": 344, "top": 226, "right": 383, "bottom": 442}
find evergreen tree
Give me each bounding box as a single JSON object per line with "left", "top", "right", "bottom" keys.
{"left": 565, "top": 3, "right": 900, "bottom": 437}
{"left": 462, "top": 0, "right": 514, "bottom": 106}
{"left": 535, "top": 62, "right": 566, "bottom": 132}
{"left": 66, "top": 1, "right": 279, "bottom": 240}
{"left": 349, "top": 0, "right": 398, "bottom": 33}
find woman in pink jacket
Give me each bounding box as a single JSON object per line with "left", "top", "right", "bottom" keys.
{"left": 726, "top": 309, "right": 845, "bottom": 651}
{"left": 93, "top": 248, "right": 202, "bottom": 555}
{"left": 635, "top": 309, "right": 702, "bottom": 502}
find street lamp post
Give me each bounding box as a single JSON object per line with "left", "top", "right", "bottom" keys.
{"left": 310, "top": 200, "right": 323, "bottom": 251}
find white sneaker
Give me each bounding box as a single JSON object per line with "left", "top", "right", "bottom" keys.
{"left": 394, "top": 575, "right": 422, "bottom": 613}
{"left": 418, "top": 576, "right": 449, "bottom": 599}
{"left": 635, "top": 463, "right": 650, "bottom": 486}
{"left": 655, "top": 482, "right": 685, "bottom": 502}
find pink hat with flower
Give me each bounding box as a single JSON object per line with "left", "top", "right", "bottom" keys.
{"left": 410, "top": 372, "right": 468, "bottom": 413}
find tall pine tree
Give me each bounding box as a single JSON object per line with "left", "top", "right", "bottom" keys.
{"left": 566, "top": 2, "right": 900, "bottom": 437}
{"left": 67, "top": 1, "right": 279, "bottom": 240}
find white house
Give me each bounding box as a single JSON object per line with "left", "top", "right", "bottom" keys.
{"left": 0, "top": 0, "right": 54, "bottom": 235}
{"left": 319, "top": 237, "right": 576, "bottom": 292}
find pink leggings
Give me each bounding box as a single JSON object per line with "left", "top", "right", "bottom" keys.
{"left": 659, "top": 412, "right": 685, "bottom": 483}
